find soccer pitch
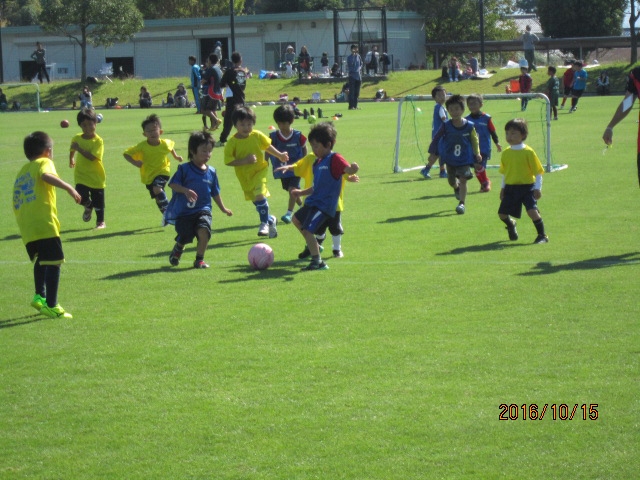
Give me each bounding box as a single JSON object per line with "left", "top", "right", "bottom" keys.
{"left": 1, "top": 97, "right": 638, "bottom": 479}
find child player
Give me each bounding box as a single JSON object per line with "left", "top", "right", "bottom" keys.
{"left": 546, "top": 66, "right": 560, "bottom": 121}
{"left": 164, "top": 130, "right": 233, "bottom": 269}
{"left": 519, "top": 66, "right": 532, "bottom": 111}
{"left": 426, "top": 94, "right": 482, "bottom": 215}
{"left": 466, "top": 94, "right": 501, "bottom": 192}
{"left": 421, "top": 85, "right": 448, "bottom": 179}
{"left": 560, "top": 60, "right": 575, "bottom": 110}
{"left": 69, "top": 108, "right": 106, "bottom": 229}
{"left": 13, "top": 131, "right": 82, "bottom": 319}
{"left": 268, "top": 104, "right": 307, "bottom": 224}
{"left": 286, "top": 122, "right": 359, "bottom": 271}
{"left": 123, "top": 114, "right": 183, "bottom": 218}
{"left": 569, "top": 61, "right": 588, "bottom": 113}
{"left": 498, "top": 118, "right": 549, "bottom": 244}
{"left": 223, "top": 105, "right": 289, "bottom": 237}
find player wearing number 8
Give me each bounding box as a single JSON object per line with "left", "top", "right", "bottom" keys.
{"left": 426, "top": 94, "right": 482, "bottom": 214}
{"left": 164, "top": 131, "right": 233, "bottom": 269}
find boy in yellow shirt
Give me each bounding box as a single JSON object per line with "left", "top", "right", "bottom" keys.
{"left": 69, "top": 108, "right": 106, "bottom": 228}
{"left": 223, "top": 105, "right": 289, "bottom": 237}
{"left": 13, "top": 132, "right": 82, "bottom": 319}
{"left": 123, "top": 114, "right": 183, "bottom": 218}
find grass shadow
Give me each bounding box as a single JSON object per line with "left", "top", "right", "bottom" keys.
{"left": 218, "top": 261, "right": 302, "bottom": 283}
{"left": 380, "top": 211, "right": 456, "bottom": 223}
{"left": 0, "top": 234, "right": 22, "bottom": 242}
{"left": 101, "top": 265, "right": 183, "bottom": 280}
{"left": 0, "top": 313, "right": 50, "bottom": 329}
{"left": 65, "top": 226, "right": 161, "bottom": 242}
{"left": 517, "top": 252, "right": 640, "bottom": 276}
{"left": 437, "top": 241, "right": 521, "bottom": 256}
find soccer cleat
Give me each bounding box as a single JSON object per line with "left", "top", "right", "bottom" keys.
{"left": 82, "top": 207, "right": 92, "bottom": 222}
{"left": 193, "top": 260, "right": 210, "bottom": 269}
{"left": 258, "top": 222, "right": 269, "bottom": 236}
{"left": 281, "top": 212, "right": 293, "bottom": 224}
{"left": 480, "top": 181, "right": 491, "bottom": 193}
{"left": 95, "top": 222, "right": 106, "bottom": 229}
{"left": 506, "top": 221, "right": 518, "bottom": 241}
{"left": 569, "top": 107, "right": 576, "bottom": 113}
{"left": 455, "top": 203, "right": 465, "bottom": 215}
{"left": 268, "top": 215, "right": 278, "bottom": 238}
{"left": 40, "top": 304, "right": 73, "bottom": 319}
{"left": 31, "top": 294, "right": 47, "bottom": 311}
{"left": 302, "top": 261, "right": 329, "bottom": 271}
{"left": 420, "top": 166, "right": 432, "bottom": 179}
{"left": 534, "top": 234, "right": 549, "bottom": 244}
{"left": 439, "top": 170, "right": 448, "bottom": 179}
{"left": 333, "top": 249, "right": 344, "bottom": 258}
{"left": 169, "top": 247, "right": 183, "bottom": 266}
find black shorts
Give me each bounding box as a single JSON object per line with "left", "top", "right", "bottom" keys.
{"left": 25, "top": 237, "right": 64, "bottom": 265}
{"left": 145, "top": 175, "right": 170, "bottom": 198}
{"left": 571, "top": 88, "right": 584, "bottom": 98}
{"left": 201, "top": 96, "right": 220, "bottom": 112}
{"left": 293, "top": 204, "right": 330, "bottom": 234}
{"left": 281, "top": 176, "right": 301, "bottom": 191}
{"left": 563, "top": 85, "right": 572, "bottom": 95}
{"left": 498, "top": 184, "right": 538, "bottom": 219}
{"left": 175, "top": 211, "right": 212, "bottom": 245}
{"left": 76, "top": 184, "right": 105, "bottom": 209}
{"left": 315, "top": 210, "right": 344, "bottom": 237}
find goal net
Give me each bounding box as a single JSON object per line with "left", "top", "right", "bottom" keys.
{"left": 392, "top": 93, "right": 566, "bottom": 174}
{"left": 1, "top": 83, "right": 42, "bottom": 112}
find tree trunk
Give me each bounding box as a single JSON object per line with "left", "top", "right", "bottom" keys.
{"left": 631, "top": 2, "right": 639, "bottom": 65}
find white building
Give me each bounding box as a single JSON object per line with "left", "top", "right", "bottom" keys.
{"left": 1, "top": 10, "right": 425, "bottom": 82}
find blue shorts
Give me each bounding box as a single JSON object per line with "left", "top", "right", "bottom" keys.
{"left": 498, "top": 184, "right": 538, "bottom": 218}
{"left": 26, "top": 237, "right": 64, "bottom": 265}
{"left": 294, "top": 204, "right": 330, "bottom": 234}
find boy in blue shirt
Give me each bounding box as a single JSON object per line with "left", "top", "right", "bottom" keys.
{"left": 569, "top": 61, "right": 588, "bottom": 113}
{"left": 288, "top": 122, "right": 359, "bottom": 271}
{"left": 268, "top": 104, "right": 307, "bottom": 224}
{"left": 426, "top": 94, "right": 482, "bottom": 215}
{"left": 421, "top": 85, "right": 449, "bottom": 179}
{"left": 466, "top": 94, "right": 502, "bottom": 192}
{"left": 164, "top": 130, "right": 233, "bottom": 269}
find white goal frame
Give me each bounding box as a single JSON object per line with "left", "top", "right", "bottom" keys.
{"left": 1, "top": 83, "right": 42, "bottom": 112}
{"left": 393, "top": 93, "right": 567, "bottom": 174}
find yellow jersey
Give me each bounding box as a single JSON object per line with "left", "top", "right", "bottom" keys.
{"left": 71, "top": 133, "right": 106, "bottom": 189}
{"left": 124, "top": 139, "right": 175, "bottom": 185}
{"left": 224, "top": 130, "right": 272, "bottom": 201}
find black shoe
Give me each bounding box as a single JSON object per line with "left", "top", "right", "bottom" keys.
{"left": 169, "top": 247, "right": 183, "bottom": 266}
{"left": 534, "top": 234, "right": 549, "bottom": 244}
{"left": 302, "top": 261, "right": 328, "bottom": 271}
{"left": 506, "top": 221, "right": 518, "bottom": 241}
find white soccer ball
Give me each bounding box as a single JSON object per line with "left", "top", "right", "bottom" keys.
{"left": 96, "top": 113, "right": 103, "bottom": 123}
{"left": 248, "top": 243, "right": 274, "bottom": 270}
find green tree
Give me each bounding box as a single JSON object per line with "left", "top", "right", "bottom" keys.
{"left": 629, "top": 1, "right": 639, "bottom": 64}
{"left": 536, "top": 0, "right": 626, "bottom": 39}
{"left": 136, "top": 0, "right": 246, "bottom": 19}
{"left": 514, "top": 0, "right": 535, "bottom": 13}
{"left": 39, "top": 0, "right": 143, "bottom": 82}
{"left": 1, "top": 0, "right": 42, "bottom": 26}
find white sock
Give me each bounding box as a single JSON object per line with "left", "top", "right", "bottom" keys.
{"left": 332, "top": 235, "right": 341, "bottom": 251}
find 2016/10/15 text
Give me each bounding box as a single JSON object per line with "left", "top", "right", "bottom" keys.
{"left": 498, "top": 404, "right": 599, "bottom": 421}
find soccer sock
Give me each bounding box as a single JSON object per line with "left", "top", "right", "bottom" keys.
{"left": 533, "top": 218, "right": 545, "bottom": 236}
{"left": 155, "top": 190, "right": 169, "bottom": 212}
{"left": 315, "top": 233, "right": 326, "bottom": 245}
{"left": 253, "top": 199, "right": 270, "bottom": 224}
{"left": 311, "top": 254, "right": 321, "bottom": 265}
{"left": 195, "top": 254, "right": 204, "bottom": 263}
{"left": 34, "top": 261, "right": 46, "bottom": 298}
{"left": 202, "top": 115, "right": 208, "bottom": 127}
{"left": 45, "top": 265, "right": 61, "bottom": 307}
{"left": 501, "top": 217, "right": 514, "bottom": 227}
{"left": 475, "top": 167, "right": 489, "bottom": 184}
{"left": 95, "top": 208, "right": 104, "bottom": 223}
{"left": 332, "top": 234, "right": 341, "bottom": 251}
{"left": 172, "top": 243, "right": 184, "bottom": 254}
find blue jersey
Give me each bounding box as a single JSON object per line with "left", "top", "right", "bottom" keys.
{"left": 268, "top": 130, "right": 307, "bottom": 179}
{"left": 429, "top": 119, "right": 476, "bottom": 167}
{"left": 465, "top": 112, "right": 495, "bottom": 156}
{"left": 190, "top": 64, "right": 201, "bottom": 89}
{"left": 305, "top": 152, "right": 349, "bottom": 217}
{"left": 164, "top": 162, "right": 221, "bottom": 224}
{"left": 573, "top": 70, "right": 588, "bottom": 91}
{"left": 432, "top": 103, "right": 448, "bottom": 139}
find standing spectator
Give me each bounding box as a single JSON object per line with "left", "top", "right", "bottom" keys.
{"left": 596, "top": 71, "right": 610, "bottom": 95}
{"left": 602, "top": 66, "right": 640, "bottom": 187}
{"left": 188, "top": 55, "right": 202, "bottom": 113}
{"left": 365, "top": 46, "right": 379, "bottom": 76}
{"left": 31, "top": 42, "right": 50, "bottom": 84}
{"left": 218, "top": 51, "right": 249, "bottom": 146}
{"left": 320, "top": 52, "right": 330, "bottom": 76}
{"left": 139, "top": 86, "right": 152, "bottom": 108}
{"left": 346, "top": 44, "right": 363, "bottom": 110}
{"left": 79, "top": 85, "right": 92, "bottom": 109}
{"left": 298, "top": 46, "right": 312, "bottom": 78}
{"left": 214, "top": 41, "right": 223, "bottom": 64}
{"left": 380, "top": 52, "right": 391, "bottom": 75}
{"left": 0, "top": 88, "right": 8, "bottom": 111}
{"left": 519, "top": 66, "right": 533, "bottom": 111}
{"left": 560, "top": 60, "right": 576, "bottom": 109}
{"left": 521, "top": 25, "right": 539, "bottom": 72}
{"left": 569, "top": 61, "right": 588, "bottom": 113}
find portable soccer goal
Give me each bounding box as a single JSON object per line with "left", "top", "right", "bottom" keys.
{"left": 0, "top": 83, "right": 42, "bottom": 112}
{"left": 392, "top": 93, "right": 567, "bottom": 174}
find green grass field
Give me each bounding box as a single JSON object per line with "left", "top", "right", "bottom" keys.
{"left": 1, "top": 93, "right": 638, "bottom": 478}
